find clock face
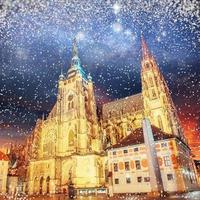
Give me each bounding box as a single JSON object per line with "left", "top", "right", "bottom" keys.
{"left": 68, "top": 94, "right": 74, "bottom": 101}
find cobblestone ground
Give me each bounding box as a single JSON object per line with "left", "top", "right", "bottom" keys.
{"left": 0, "top": 191, "right": 200, "bottom": 200}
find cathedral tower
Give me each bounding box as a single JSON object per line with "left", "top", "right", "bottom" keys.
{"left": 57, "top": 38, "right": 100, "bottom": 154}
{"left": 141, "top": 37, "right": 185, "bottom": 142}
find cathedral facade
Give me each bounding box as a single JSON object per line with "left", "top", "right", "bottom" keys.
{"left": 26, "top": 37, "right": 197, "bottom": 195}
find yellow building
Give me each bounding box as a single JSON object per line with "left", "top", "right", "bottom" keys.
{"left": 0, "top": 151, "right": 9, "bottom": 194}
{"left": 26, "top": 37, "right": 198, "bottom": 195}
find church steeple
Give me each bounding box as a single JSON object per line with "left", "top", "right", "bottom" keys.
{"left": 141, "top": 37, "right": 186, "bottom": 142}
{"left": 67, "top": 38, "right": 86, "bottom": 79}
{"left": 141, "top": 36, "right": 152, "bottom": 60}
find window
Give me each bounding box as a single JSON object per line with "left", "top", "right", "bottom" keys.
{"left": 68, "top": 130, "right": 75, "bottom": 147}
{"left": 123, "top": 149, "right": 128, "bottom": 154}
{"left": 137, "top": 177, "right": 142, "bottom": 183}
{"left": 114, "top": 163, "right": 118, "bottom": 172}
{"left": 149, "top": 77, "right": 154, "bottom": 87}
{"left": 126, "top": 177, "right": 131, "bottom": 184}
{"left": 157, "top": 115, "right": 163, "bottom": 130}
{"left": 135, "top": 160, "right": 141, "bottom": 170}
{"left": 113, "top": 151, "right": 116, "bottom": 155}
{"left": 114, "top": 178, "right": 119, "bottom": 184}
{"left": 161, "top": 142, "right": 167, "bottom": 148}
{"left": 144, "top": 177, "right": 150, "bottom": 182}
{"left": 125, "top": 162, "right": 130, "bottom": 171}
{"left": 164, "top": 156, "right": 171, "bottom": 167}
{"left": 167, "top": 174, "right": 173, "bottom": 181}
{"left": 134, "top": 147, "right": 139, "bottom": 152}
{"left": 151, "top": 89, "right": 157, "bottom": 98}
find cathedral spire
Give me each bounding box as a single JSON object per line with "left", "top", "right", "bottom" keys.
{"left": 67, "top": 37, "right": 87, "bottom": 79}
{"left": 72, "top": 37, "right": 78, "bottom": 58}
{"left": 141, "top": 36, "right": 152, "bottom": 60}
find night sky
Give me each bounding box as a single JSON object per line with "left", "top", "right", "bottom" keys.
{"left": 0, "top": 1, "right": 199, "bottom": 158}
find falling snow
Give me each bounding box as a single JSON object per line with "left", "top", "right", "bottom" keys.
{"left": 0, "top": 0, "right": 199, "bottom": 158}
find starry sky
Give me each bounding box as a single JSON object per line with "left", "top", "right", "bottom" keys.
{"left": 0, "top": 0, "right": 200, "bottom": 158}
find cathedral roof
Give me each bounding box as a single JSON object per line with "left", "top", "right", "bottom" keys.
{"left": 0, "top": 151, "right": 9, "bottom": 161}
{"left": 102, "top": 93, "right": 143, "bottom": 120}
{"left": 109, "top": 126, "right": 174, "bottom": 149}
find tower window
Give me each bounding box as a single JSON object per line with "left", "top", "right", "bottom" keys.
{"left": 164, "top": 156, "right": 171, "bottom": 167}
{"left": 149, "top": 77, "right": 154, "bottom": 87}
{"left": 68, "top": 130, "right": 75, "bottom": 147}
{"left": 146, "top": 63, "right": 150, "bottom": 68}
{"left": 151, "top": 89, "right": 157, "bottom": 98}
{"left": 157, "top": 115, "right": 163, "bottom": 130}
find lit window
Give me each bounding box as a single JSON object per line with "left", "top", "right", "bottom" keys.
{"left": 135, "top": 160, "right": 141, "bottom": 170}
{"left": 114, "top": 163, "right": 118, "bottom": 172}
{"left": 164, "top": 156, "right": 171, "bottom": 167}
{"left": 144, "top": 177, "right": 150, "bottom": 182}
{"left": 137, "top": 177, "right": 142, "bottom": 183}
{"left": 126, "top": 177, "right": 131, "bottom": 184}
{"left": 134, "top": 147, "right": 139, "bottom": 152}
{"left": 167, "top": 174, "right": 173, "bottom": 181}
{"left": 123, "top": 149, "right": 128, "bottom": 154}
{"left": 161, "top": 142, "right": 167, "bottom": 148}
{"left": 114, "top": 178, "right": 119, "bottom": 184}
{"left": 125, "top": 162, "right": 130, "bottom": 171}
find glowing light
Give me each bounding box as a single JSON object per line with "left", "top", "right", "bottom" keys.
{"left": 76, "top": 31, "right": 85, "bottom": 41}
{"left": 112, "top": 22, "right": 122, "bottom": 32}
{"left": 113, "top": 2, "right": 121, "bottom": 14}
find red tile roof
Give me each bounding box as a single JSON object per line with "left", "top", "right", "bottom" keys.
{"left": 109, "top": 126, "right": 174, "bottom": 149}
{"left": 0, "top": 151, "right": 9, "bottom": 161}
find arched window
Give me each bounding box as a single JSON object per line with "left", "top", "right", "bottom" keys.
{"left": 157, "top": 115, "right": 163, "bottom": 130}
{"left": 149, "top": 77, "right": 154, "bottom": 87}
{"left": 39, "top": 177, "right": 44, "bottom": 195}
{"left": 68, "top": 94, "right": 74, "bottom": 110}
{"left": 68, "top": 130, "right": 75, "bottom": 147}
{"left": 33, "top": 177, "right": 38, "bottom": 194}
{"left": 71, "top": 101, "right": 74, "bottom": 109}
{"left": 46, "top": 176, "right": 50, "bottom": 194}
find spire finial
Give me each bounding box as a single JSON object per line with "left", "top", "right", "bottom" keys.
{"left": 141, "top": 36, "right": 151, "bottom": 59}
{"left": 72, "top": 37, "right": 78, "bottom": 58}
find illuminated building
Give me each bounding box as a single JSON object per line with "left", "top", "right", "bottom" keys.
{"left": 26, "top": 37, "right": 199, "bottom": 195}
{"left": 107, "top": 119, "right": 198, "bottom": 194}
{"left": 0, "top": 151, "right": 9, "bottom": 194}
{"left": 27, "top": 39, "right": 106, "bottom": 195}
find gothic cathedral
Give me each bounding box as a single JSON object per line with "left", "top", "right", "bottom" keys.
{"left": 27, "top": 37, "right": 188, "bottom": 194}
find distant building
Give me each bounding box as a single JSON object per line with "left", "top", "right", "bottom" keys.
{"left": 0, "top": 151, "right": 9, "bottom": 194}
{"left": 107, "top": 122, "right": 198, "bottom": 194}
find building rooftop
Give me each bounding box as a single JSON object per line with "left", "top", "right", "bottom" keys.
{"left": 102, "top": 93, "right": 143, "bottom": 120}
{"left": 109, "top": 126, "right": 174, "bottom": 149}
